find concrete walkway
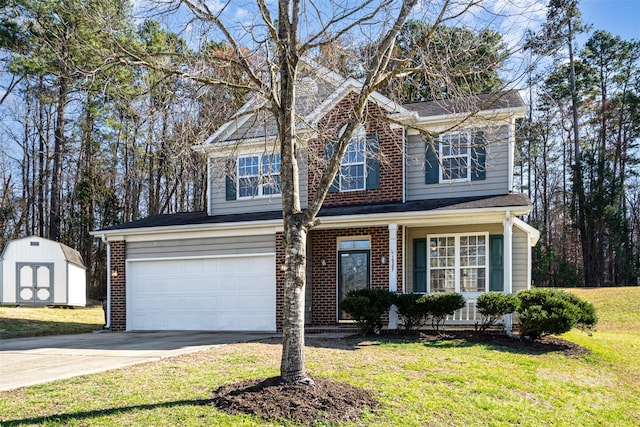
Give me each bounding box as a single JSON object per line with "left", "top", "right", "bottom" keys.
{"left": 0, "top": 331, "right": 274, "bottom": 392}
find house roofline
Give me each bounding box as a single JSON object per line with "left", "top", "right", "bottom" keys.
{"left": 91, "top": 203, "right": 532, "bottom": 241}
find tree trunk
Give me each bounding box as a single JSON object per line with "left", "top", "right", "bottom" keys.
{"left": 49, "top": 73, "right": 68, "bottom": 242}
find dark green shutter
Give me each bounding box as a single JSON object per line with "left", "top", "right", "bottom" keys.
{"left": 413, "top": 238, "right": 427, "bottom": 293}
{"left": 425, "top": 137, "right": 439, "bottom": 184}
{"left": 366, "top": 135, "right": 380, "bottom": 190}
{"left": 225, "top": 159, "right": 237, "bottom": 201}
{"left": 489, "top": 234, "right": 504, "bottom": 292}
{"left": 471, "top": 131, "right": 486, "bottom": 181}
{"left": 326, "top": 141, "right": 339, "bottom": 193}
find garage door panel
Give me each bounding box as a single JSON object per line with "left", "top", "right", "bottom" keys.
{"left": 127, "top": 256, "right": 276, "bottom": 331}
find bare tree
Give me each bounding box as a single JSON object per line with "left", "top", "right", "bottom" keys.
{"left": 100, "top": 0, "right": 538, "bottom": 384}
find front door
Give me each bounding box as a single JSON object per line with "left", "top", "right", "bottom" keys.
{"left": 17, "top": 263, "right": 54, "bottom": 304}
{"left": 337, "top": 250, "right": 370, "bottom": 320}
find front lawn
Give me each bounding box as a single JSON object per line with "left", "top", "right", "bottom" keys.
{"left": 0, "top": 305, "right": 104, "bottom": 339}
{"left": 1, "top": 287, "right": 639, "bottom": 426}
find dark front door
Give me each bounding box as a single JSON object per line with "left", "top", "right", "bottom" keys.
{"left": 338, "top": 250, "right": 370, "bottom": 320}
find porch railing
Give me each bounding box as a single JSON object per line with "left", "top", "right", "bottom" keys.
{"left": 445, "top": 296, "right": 480, "bottom": 324}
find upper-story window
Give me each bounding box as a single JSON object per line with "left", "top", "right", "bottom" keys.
{"left": 328, "top": 125, "right": 380, "bottom": 193}
{"left": 440, "top": 132, "right": 470, "bottom": 182}
{"left": 424, "top": 131, "right": 486, "bottom": 185}
{"left": 237, "top": 153, "right": 281, "bottom": 198}
{"left": 340, "top": 126, "right": 366, "bottom": 191}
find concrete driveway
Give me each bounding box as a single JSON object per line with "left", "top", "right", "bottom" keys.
{"left": 0, "top": 331, "right": 274, "bottom": 392}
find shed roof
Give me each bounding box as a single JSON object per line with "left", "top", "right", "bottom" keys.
{"left": 0, "top": 236, "right": 86, "bottom": 269}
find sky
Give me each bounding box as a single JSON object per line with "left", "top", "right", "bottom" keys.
{"left": 579, "top": 0, "right": 639, "bottom": 41}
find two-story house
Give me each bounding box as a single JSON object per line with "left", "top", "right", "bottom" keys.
{"left": 94, "top": 62, "right": 539, "bottom": 333}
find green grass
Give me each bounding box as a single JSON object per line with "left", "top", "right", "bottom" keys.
{"left": 1, "top": 287, "right": 639, "bottom": 426}
{"left": 0, "top": 306, "right": 104, "bottom": 339}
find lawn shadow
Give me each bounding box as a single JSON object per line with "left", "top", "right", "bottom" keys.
{"left": 1, "top": 399, "right": 212, "bottom": 426}
{"left": 0, "top": 318, "right": 102, "bottom": 339}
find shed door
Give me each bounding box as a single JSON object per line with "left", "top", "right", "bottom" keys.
{"left": 17, "top": 263, "right": 54, "bottom": 304}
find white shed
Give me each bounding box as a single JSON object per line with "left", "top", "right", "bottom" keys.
{"left": 0, "top": 236, "right": 86, "bottom": 306}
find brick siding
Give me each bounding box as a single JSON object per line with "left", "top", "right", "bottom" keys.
{"left": 109, "top": 240, "right": 126, "bottom": 331}
{"left": 307, "top": 91, "right": 404, "bottom": 206}
{"left": 308, "top": 226, "right": 403, "bottom": 326}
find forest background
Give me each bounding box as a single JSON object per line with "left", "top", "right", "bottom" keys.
{"left": 0, "top": 0, "right": 638, "bottom": 299}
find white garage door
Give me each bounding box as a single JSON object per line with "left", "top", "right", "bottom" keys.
{"left": 127, "top": 255, "right": 276, "bottom": 331}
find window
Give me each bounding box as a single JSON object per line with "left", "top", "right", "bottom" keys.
{"left": 338, "top": 237, "right": 371, "bottom": 250}
{"left": 428, "top": 233, "right": 487, "bottom": 293}
{"left": 340, "top": 126, "right": 366, "bottom": 191}
{"left": 440, "top": 132, "right": 471, "bottom": 182}
{"left": 327, "top": 126, "right": 380, "bottom": 193}
{"left": 425, "top": 131, "right": 486, "bottom": 185}
{"left": 237, "top": 153, "right": 281, "bottom": 198}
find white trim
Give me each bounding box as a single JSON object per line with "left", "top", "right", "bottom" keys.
{"left": 127, "top": 252, "right": 276, "bottom": 263}
{"left": 503, "top": 211, "right": 514, "bottom": 335}
{"left": 508, "top": 116, "right": 516, "bottom": 193}
{"left": 426, "top": 232, "right": 489, "bottom": 294}
{"left": 513, "top": 217, "right": 540, "bottom": 246}
{"left": 439, "top": 131, "right": 472, "bottom": 183}
{"left": 388, "top": 223, "right": 399, "bottom": 330}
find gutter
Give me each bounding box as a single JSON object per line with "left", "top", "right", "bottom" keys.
{"left": 91, "top": 204, "right": 532, "bottom": 239}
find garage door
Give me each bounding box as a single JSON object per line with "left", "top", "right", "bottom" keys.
{"left": 127, "top": 255, "right": 276, "bottom": 331}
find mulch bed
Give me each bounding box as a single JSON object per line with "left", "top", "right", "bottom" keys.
{"left": 210, "top": 376, "right": 376, "bottom": 426}
{"left": 209, "top": 333, "right": 589, "bottom": 425}
{"left": 412, "top": 331, "right": 592, "bottom": 357}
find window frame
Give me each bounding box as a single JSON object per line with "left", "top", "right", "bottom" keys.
{"left": 426, "top": 232, "right": 489, "bottom": 294}
{"left": 236, "top": 152, "right": 281, "bottom": 199}
{"left": 339, "top": 125, "right": 367, "bottom": 192}
{"left": 439, "top": 132, "right": 472, "bottom": 183}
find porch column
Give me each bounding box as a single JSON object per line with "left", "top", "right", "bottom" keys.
{"left": 388, "top": 223, "right": 398, "bottom": 329}
{"left": 503, "top": 211, "right": 514, "bottom": 335}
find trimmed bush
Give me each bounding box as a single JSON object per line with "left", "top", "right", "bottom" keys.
{"left": 396, "top": 293, "right": 430, "bottom": 333}
{"left": 420, "top": 292, "right": 466, "bottom": 335}
{"left": 516, "top": 288, "right": 598, "bottom": 341}
{"left": 476, "top": 292, "right": 518, "bottom": 335}
{"left": 341, "top": 288, "right": 397, "bottom": 335}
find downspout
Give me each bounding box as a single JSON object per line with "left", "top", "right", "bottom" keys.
{"left": 101, "top": 234, "right": 111, "bottom": 329}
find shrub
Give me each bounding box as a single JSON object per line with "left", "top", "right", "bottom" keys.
{"left": 420, "top": 292, "right": 466, "bottom": 335}
{"left": 395, "top": 293, "right": 430, "bottom": 334}
{"left": 476, "top": 292, "right": 518, "bottom": 335}
{"left": 341, "top": 288, "right": 397, "bottom": 335}
{"left": 516, "top": 288, "right": 598, "bottom": 341}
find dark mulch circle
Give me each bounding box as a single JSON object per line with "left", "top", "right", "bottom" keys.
{"left": 210, "top": 376, "right": 376, "bottom": 426}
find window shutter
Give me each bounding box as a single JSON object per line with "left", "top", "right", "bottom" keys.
{"left": 413, "top": 238, "right": 427, "bottom": 293}
{"left": 471, "top": 131, "right": 486, "bottom": 181}
{"left": 489, "top": 234, "right": 504, "bottom": 292}
{"left": 425, "top": 137, "right": 439, "bottom": 184}
{"left": 225, "top": 159, "right": 237, "bottom": 201}
{"left": 365, "top": 135, "right": 380, "bottom": 190}
{"left": 326, "top": 141, "right": 339, "bottom": 193}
